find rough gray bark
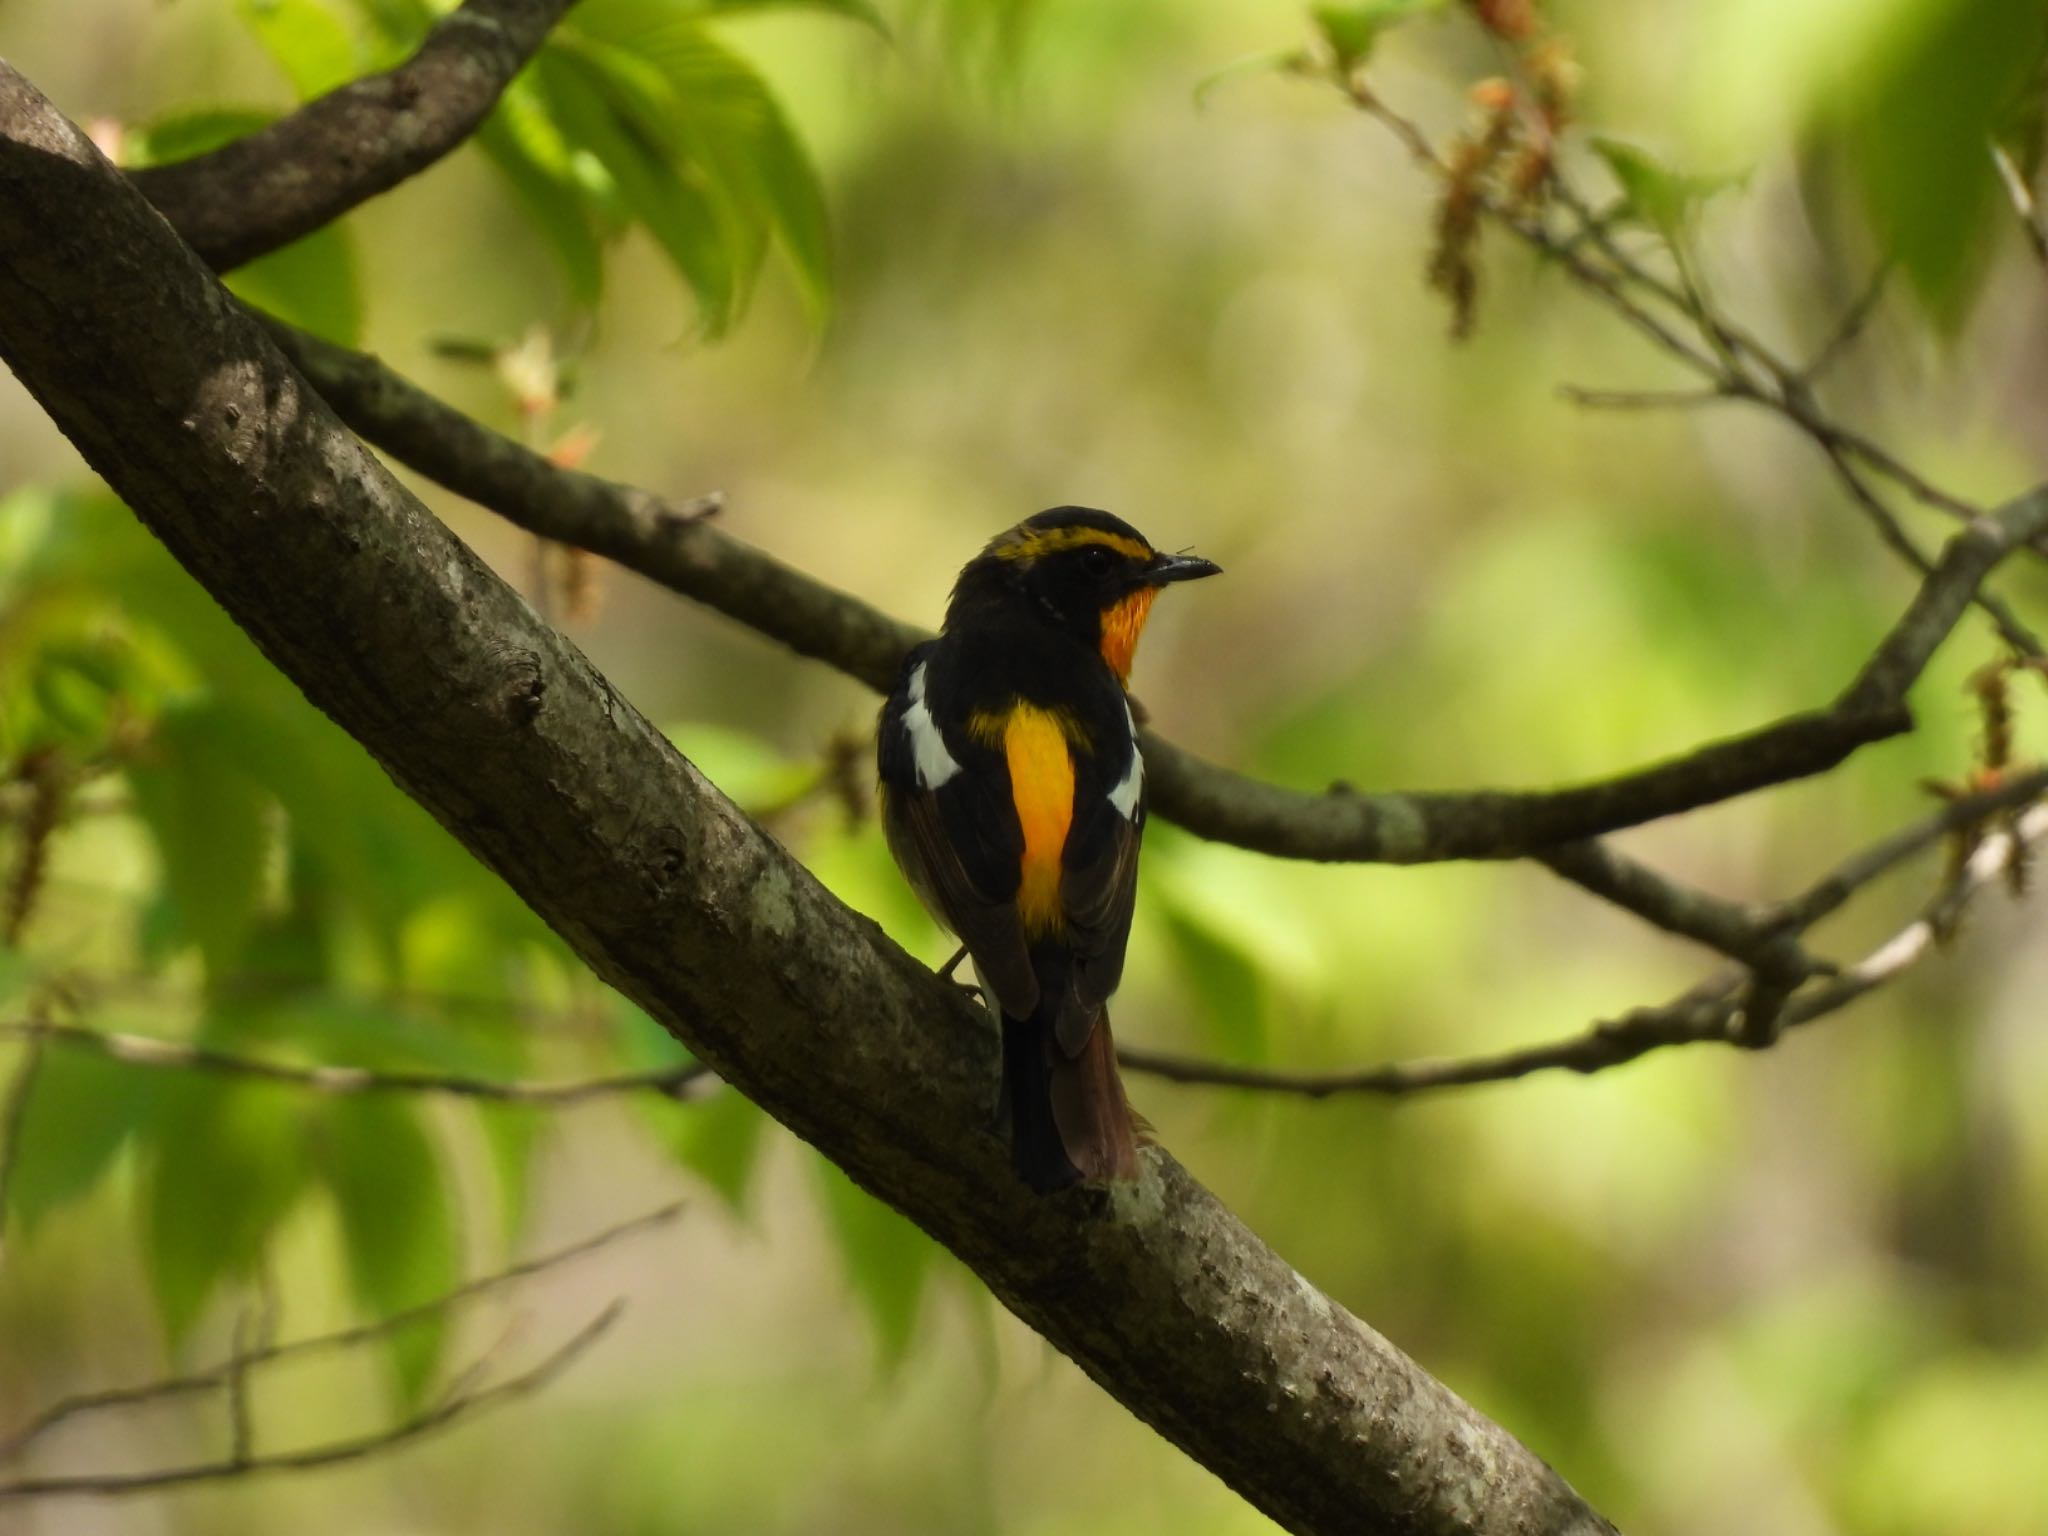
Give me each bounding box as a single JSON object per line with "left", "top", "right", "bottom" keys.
{"left": 0, "top": 64, "right": 1618, "bottom": 1536}
{"left": 128, "top": 0, "right": 576, "bottom": 271}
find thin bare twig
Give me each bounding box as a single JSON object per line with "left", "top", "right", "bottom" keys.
{"left": 1991, "top": 142, "right": 2048, "bottom": 268}
{"left": 1535, "top": 836, "right": 1818, "bottom": 1044}
{"left": 1363, "top": 87, "right": 2001, "bottom": 535}
{"left": 1776, "top": 802, "right": 2048, "bottom": 1019}
{"left": 1803, "top": 264, "right": 1891, "bottom": 380}
{"left": 1815, "top": 437, "right": 2044, "bottom": 658}
{"left": 1556, "top": 383, "right": 1736, "bottom": 410}
{"left": 1531, "top": 143, "right": 2036, "bottom": 643}
{"left": 0, "top": 1202, "right": 679, "bottom": 1463}
{"left": 1122, "top": 786, "right": 2048, "bottom": 1098}
{"left": 225, "top": 1307, "right": 260, "bottom": 1470}
{"left": 1534, "top": 840, "right": 1822, "bottom": 977}
{"left": 0, "top": 1019, "right": 712, "bottom": 1105}
{"left": 0, "top": 1304, "right": 622, "bottom": 1502}
{"left": 2, "top": 749, "right": 69, "bottom": 947}
{"left": 1771, "top": 763, "right": 2048, "bottom": 931}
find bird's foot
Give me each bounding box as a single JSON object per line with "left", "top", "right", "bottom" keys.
{"left": 935, "top": 944, "right": 989, "bottom": 1009}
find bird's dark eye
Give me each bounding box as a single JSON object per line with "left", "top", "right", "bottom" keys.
{"left": 1080, "top": 546, "right": 1116, "bottom": 576}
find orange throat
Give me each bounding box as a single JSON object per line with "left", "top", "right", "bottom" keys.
{"left": 1098, "top": 587, "right": 1159, "bottom": 683}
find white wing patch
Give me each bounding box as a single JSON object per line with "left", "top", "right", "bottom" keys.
{"left": 903, "top": 661, "right": 962, "bottom": 789}
{"left": 1108, "top": 696, "right": 1144, "bottom": 820}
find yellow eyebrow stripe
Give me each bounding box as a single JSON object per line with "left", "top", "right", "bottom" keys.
{"left": 993, "top": 526, "right": 1153, "bottom": 563}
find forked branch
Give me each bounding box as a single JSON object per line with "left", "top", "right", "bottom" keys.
{"left": 129, "top": 0, "right": 577, "bottom": 272}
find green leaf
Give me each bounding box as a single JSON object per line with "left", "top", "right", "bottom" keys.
{"left": 225, "top": 223, "right": 364, "bottom": 345}
{"left": 1146, "top": 843, "right": 1269, "bottom": 1073}
{"left": 141, "top": 1076, "right": 309, "bottom": 1344}
{"left": 1828, "top": 1, "right": 2048, "bottom": 324}
{"left": 478, "top": 1102, "right": 545, "bottom": 1243}
{"left": 0, "top": 483, "right": 57, "bottom": 585}
{"left": 666, "top": 722, "right": 816, "bottom": 813}
{"left": 29, "top": 643, "right": 125, "bottom": 745}
{"left": 538, "top": 46, "right": 743, "bottom": 332}
{"left": 1313, "top": 0, "right": 1446, "bottom": 72}
{"left": 38, "top": 636, "right": 133, "bottom": 697}
{"left": 124, "top": 109, "right": 276, "bottom": 168}
{"left": 236, "top": 0, "right": 366, "bottom": 99}
{"left": 1152, "top": 886, "right": 1266, "bottom": 1061}
{"left": 2, "top": 1045, "right": 153, "bottom": 1238}
{"left": 813, "top": 1154, "right": 933, "bottom": 1368}
{"left": 705, "top": 63, "right": 833, "bottom": 322}
{"left": 612, "top": 999, "right": 765, "bottom": 1209}
{"left": 1589, "top": 137, "right": 1740, "bottom": 241}
{"left": 320, "top": 1098, "right": 459, "bottom": 1403}
{"left": 916, "top": 0, "right": 1043, "bottom": 80}
{"left": 703, "top": 0, "right": 889, "bottom": 35}
{"left": 549, "top": 4, "right": 836, "bottom": 324}
{"left": 337, "top": 0, "right": 433, "bottom": 50}
{"left": 663, "top": 1083, "right": 768, "bottom": 1211}
{"left": 128, "top": 702, "right": 277, "bottom": 979}
{"left": 605, "top": 12, "right": 832, "bottom": 314}
{"left": 475, "top": 78, "right": 609, "bottom": 306}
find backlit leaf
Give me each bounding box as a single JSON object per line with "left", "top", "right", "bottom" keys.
{"left": 703, "top": 0, "right": 889, "bottom": 34}
{"left": 125, "top": 109, "right": 275, "bottom": 168}
{"left": 1589, "top": 138, "right": 1741, "bottom": 241}
{"left": 320, "top": 1097, "right": 459, "bottom": 1403}
{"left": 226, "top": 223, "right": 365, "bottom": 345}
{"left": 2, "top": 1045, "right": 154, "bottom": 1238}
{"left": 128, "top": 702, "right": 276, "bottom": 979}
{"left": 236, "top": 0, "right": 366, "bottom": 99}
{"left": 476, "top": 77, "right": 610, "bottom": 306}
{"left": 140, "top": 1076, "right": 309, "bottom": 1344}
{"left": 814, "top": 1154, "right": 933, "bottom": 1367}
{"left": 1826, "top": 1, "right": 2048, "bottom": 324}
{"left": 1313, "top": 0, "right": 1447, "bottom": 72}
{"left": 538, "top": 46, "right": 743, "bottom": 332}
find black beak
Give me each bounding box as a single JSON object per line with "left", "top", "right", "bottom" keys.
{"left": 1146, "top": 551, "right": 1222, "bottom": 585}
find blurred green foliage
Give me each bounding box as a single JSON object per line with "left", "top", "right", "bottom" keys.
{"left": 1678, "top": 0, "right": 2047, "bottom": 325}
{"left": 2, "top": 0, "right": 2048, "bottom": 1532}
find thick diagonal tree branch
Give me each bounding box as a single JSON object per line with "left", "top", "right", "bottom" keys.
{"left": 0, "top": 68, "right": 1616, "bottom": 1536}
{"left": 128, "top": 0, "right": 577, "bottom": 272}
{"left": 264, "top": 323, "right": 2048, "bottom": 865}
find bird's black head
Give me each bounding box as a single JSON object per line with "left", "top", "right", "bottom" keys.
{"left": 944, "top": 506, "right": 1221, "bottom": 681}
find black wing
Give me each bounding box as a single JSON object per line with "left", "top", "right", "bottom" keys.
{"left": 877, "top": 644, "right": 1040, "bottom": 1018}
{"left": 1045, "top": 721, "right": 1145, "bottom": 1056}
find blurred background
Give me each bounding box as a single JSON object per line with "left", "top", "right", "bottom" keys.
{"left": 3, "top": 0, "right": 2047, "bottom": 1532}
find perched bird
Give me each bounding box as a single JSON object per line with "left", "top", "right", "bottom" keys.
{"left": 877, "top": 507, "right": 1220, "bottom": 1192}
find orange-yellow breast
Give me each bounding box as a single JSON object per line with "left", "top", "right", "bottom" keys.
{"left": 975, "top": 703, "right": 1077, "bottom": 935}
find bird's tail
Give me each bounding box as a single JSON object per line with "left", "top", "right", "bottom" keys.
{"left": 1000, "top": 1008, "right": 1140, "bottom": 1194}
